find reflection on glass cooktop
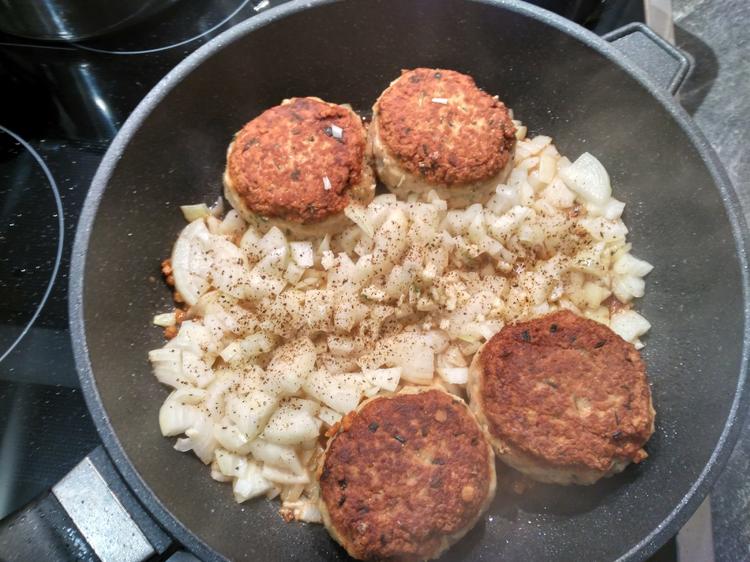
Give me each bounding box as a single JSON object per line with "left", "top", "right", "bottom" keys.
{"left": 0, "top": 128, "right": 63, "bottom": 363}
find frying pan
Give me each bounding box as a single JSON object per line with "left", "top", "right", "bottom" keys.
{"left": 1, "top": 1, "right": 748, "bottom": 561}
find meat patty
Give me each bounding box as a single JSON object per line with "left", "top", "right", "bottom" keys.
{"left": 318, "top": 387, "right": 496, "bottom": 561}
{"left": 468, "top": 310, "right": 655, "bottom": 485}
{"left": 224, "top": 97, "right": 375, "bottom": 237}
{"left": 369, "top": 68, "right": 516, "bottom": 209}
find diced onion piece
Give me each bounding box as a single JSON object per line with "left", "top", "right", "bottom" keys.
{"left": 541, "top": 177, "right": 576, "bottom": 209}
{"left": 612, "top": 275, "right": 646, "bottom": 303}
{"left": 171, "top": 219, "right": 213, "bottom": 306}
{"left": 363, "top": 367, "right": 401, "bottom": 392}
{"left": 226, "top": 390, "right": 279, "bottom": 440}
{"left": 294, "top": 501, "right": 322, "bottom": 523}
{"left": 261, "top": 465, "right": 310, "bottom": 485}
{"left": 362, "top": 285, "right": 387, "bottom": 302}
{"left": 285, "top": 397, "right": 321, "bottom": 416}
{"left": 602, "top": 198, "right": 626, "bottom": 220}
{"left": 486, "top": 185, "right": 520, "bottom": 216}
{"left": 559, "top": 152, "right": 612, "bottom": 206}
{"left": 284, "top": 262, "right": 305, "bottom": 285}
{"left": 182, "top": 420, "right": 218, "bottom": 464}
{"left": 290, "top": 241, "right": 314, "bottom": 268}
{"left": 265, "top": 337, "right": 317, "bottom": 395}
{"left": 323, "top": 176, "right": 332, "bottom": 191}
{"left": 261, "top": 404, "right": 322, "bottom": 445}
{"left": 358, "top": 333, "right": 435, "bottom": 384}
{"left": 181, "top": 351, "right": 214, "bottom": 388}
{"left": 215, "top": 449, "right": 247, "bottom": 478}
{"left": 233, "top": 461, "right": 272, "bottom": 502}
{"left": 248, "top": 439, "right": 304, "bottom": 474}
{"left": 527, "top": 135, "right": 552, "bottom": 155}
{"left": 214, "top": 420, "right": 251, "bottom": 454}
{"left": 318, "top": 406, "right": 342, "bottom": 426}
{"left": 180, "top": 203, "right": 211, "bottom": 222}
{"left": 302, "top": 289, "right": 334, "bottom": 331}
{"left": 159, "top": 401, "right": 203, "bottom": 436}
{"left": 152, "top": 312, "right": 176, "bottom": 327}
{"left": 345, "top": 204, "right": 375, "bottom": 238}
{"left": 321, "top": 250, "right": 336, "bottom": 270}
{"left": 437, "top": 366, "right": 469, "bottom": 385}
{"left": 166, "top": 386, "right": 207, "bottom": 405}
{"left": 220, "top": 332, "right": 275, "bottom": 363}
{"left": 538, "top": 155, "right": 557, "bottom": 184}
{"left": 614, "top": 253, "right": 654, "bottom": 278}
{"left": 610, "top": 310, "right": 651, "bottom": 344}
{"left": 334, "top": 294, "right": 369, "bottom": 332}
{"left": 303, "top": 370, "right": 363, "bottom": 414}
{"left": 431, "top": 97, "right": 448, "bottom": 104}
{"left": 217, "top": 210, "right": 245, "bottom": 238}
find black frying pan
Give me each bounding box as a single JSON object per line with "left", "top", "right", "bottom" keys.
{"left": 3, "top": 1, "right": 748, "bottom": 561}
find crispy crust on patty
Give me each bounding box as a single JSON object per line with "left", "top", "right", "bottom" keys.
{"left": 372, "top": 69, "right": 516, "bottom": 186}
{"left": 224, "top": 97, "right": 373, "bottom": 227}
{"left": 318, "top": 387, "right": 496, "bottom": 561}
{"left": 468, "top": 310, "right": 655, "bottom": 485}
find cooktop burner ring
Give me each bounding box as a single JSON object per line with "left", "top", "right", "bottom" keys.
{"left": 71, "top": 0, "right": 259, "bottom": 56}
{"left": 0, "top": 126, "right": 64, "bottom": 363}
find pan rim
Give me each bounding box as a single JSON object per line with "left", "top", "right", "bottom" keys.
{"left": 69, "top": 0, "right": 750, "bottom": 560}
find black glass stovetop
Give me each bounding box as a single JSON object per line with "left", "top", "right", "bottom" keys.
{"left": 2, "top": 0, "right": 676, "bottom": 559}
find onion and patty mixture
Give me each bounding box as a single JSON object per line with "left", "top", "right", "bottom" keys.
{"left": 149, "top": 70, "right": 653, "bottom": 529}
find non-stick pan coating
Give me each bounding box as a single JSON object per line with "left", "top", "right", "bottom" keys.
{"left": 70, "top": 1, "right": 749, "bottom": 560}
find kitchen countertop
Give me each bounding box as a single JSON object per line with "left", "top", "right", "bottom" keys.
{"left": 673, "top": 0, "right": 750, "bottom": 560}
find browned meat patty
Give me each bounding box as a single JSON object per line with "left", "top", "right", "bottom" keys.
{"left": 369, "top": 68, "right": 516, "bottom": 208}
{"left": 224, "top": 96, "right": 375, "bottom": 236}
{"left": 468, "top": 310, "right": 655, "bottom": 485}
{"left": 318, "top": 387, "right": 496, "bottom": 561}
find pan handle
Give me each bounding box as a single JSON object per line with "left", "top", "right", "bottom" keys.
{"left": 0, "top": 446, "right": 172, "bottom": 562}
{"left": 604, "top": 22, "right": 692, "bottom": 95}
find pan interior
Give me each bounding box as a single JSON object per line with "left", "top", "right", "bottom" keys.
{"left": 78, "top": 1, "right": 746, "bottom": 560}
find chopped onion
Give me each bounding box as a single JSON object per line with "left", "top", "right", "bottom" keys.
{"left": 330, "top": 124, "right": 343, "bottom": 139}
{"left": 171, "top": 219, "right": 213, "bottom": 306}
{"left": 266, "top": 338, "right": 317, "bottom": 395}
{"left": 215, "top": 449, "right": 247, "bottom": 478}
{"left": 214, "top": 422, "right": 250, "bottom": 454}
{"left": 437, "top": 366, "right": 469, "bottom": 385}
{"left": 323, "top": 176, "right": 332, "bottom": 191}
{"left": 431, "top": 97, "right": 448, "bottom": 104}
{"left": 220, "top": 332, "right": 275, "bottom": 363}
{"left": 363, "top": 367, "right": 401, "bottom": 391}
{"left": 248, "top": 439, "right": 304, "bottom": 474}
{"left": 290, "top": 241, "right": 314, "bottom": 268}
{"left": 261, "top": 404, "right": 322, "bottom": 445}
{"left": 303, "top": 370, "right": 363, "bottom": 414}
{"left": 233, "top": 461, "right": 272, "bottom": 502}
{"left": 559, "top": 152, "right": 612, "bottom": 206}
{"left": 261, "top": 465, "right": 309, "bottom": 485}
{"left": 180, "top": 421, "right": 217, "bottom": 464}
{"left": 152, "top": 312, "right": 176, "bottom": 327}
{"left": 318, "top": 406, "right": 342, "bottom": 426}
{"left": 610, "top": 310, "right": 651, "bottom": 344}
{"left": 321, "top": 250, "right": 336, "bottom": 270}
{"left": 180, "top": 203, "right": 211, "bottom": 222}
{"left": 159, "top": 401, "right": 203, "bottom": 436}
{"left": 358, "top": 333, "right": 435, "bottom": 383}
{"left": 225, "top": 390, "right": 278, "bottom": 440}
{"left": 344, "top": 204, "right": 375, "bottom": 238}
{"left": 614, "top": 253, "right": 654, "bottom": 278}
